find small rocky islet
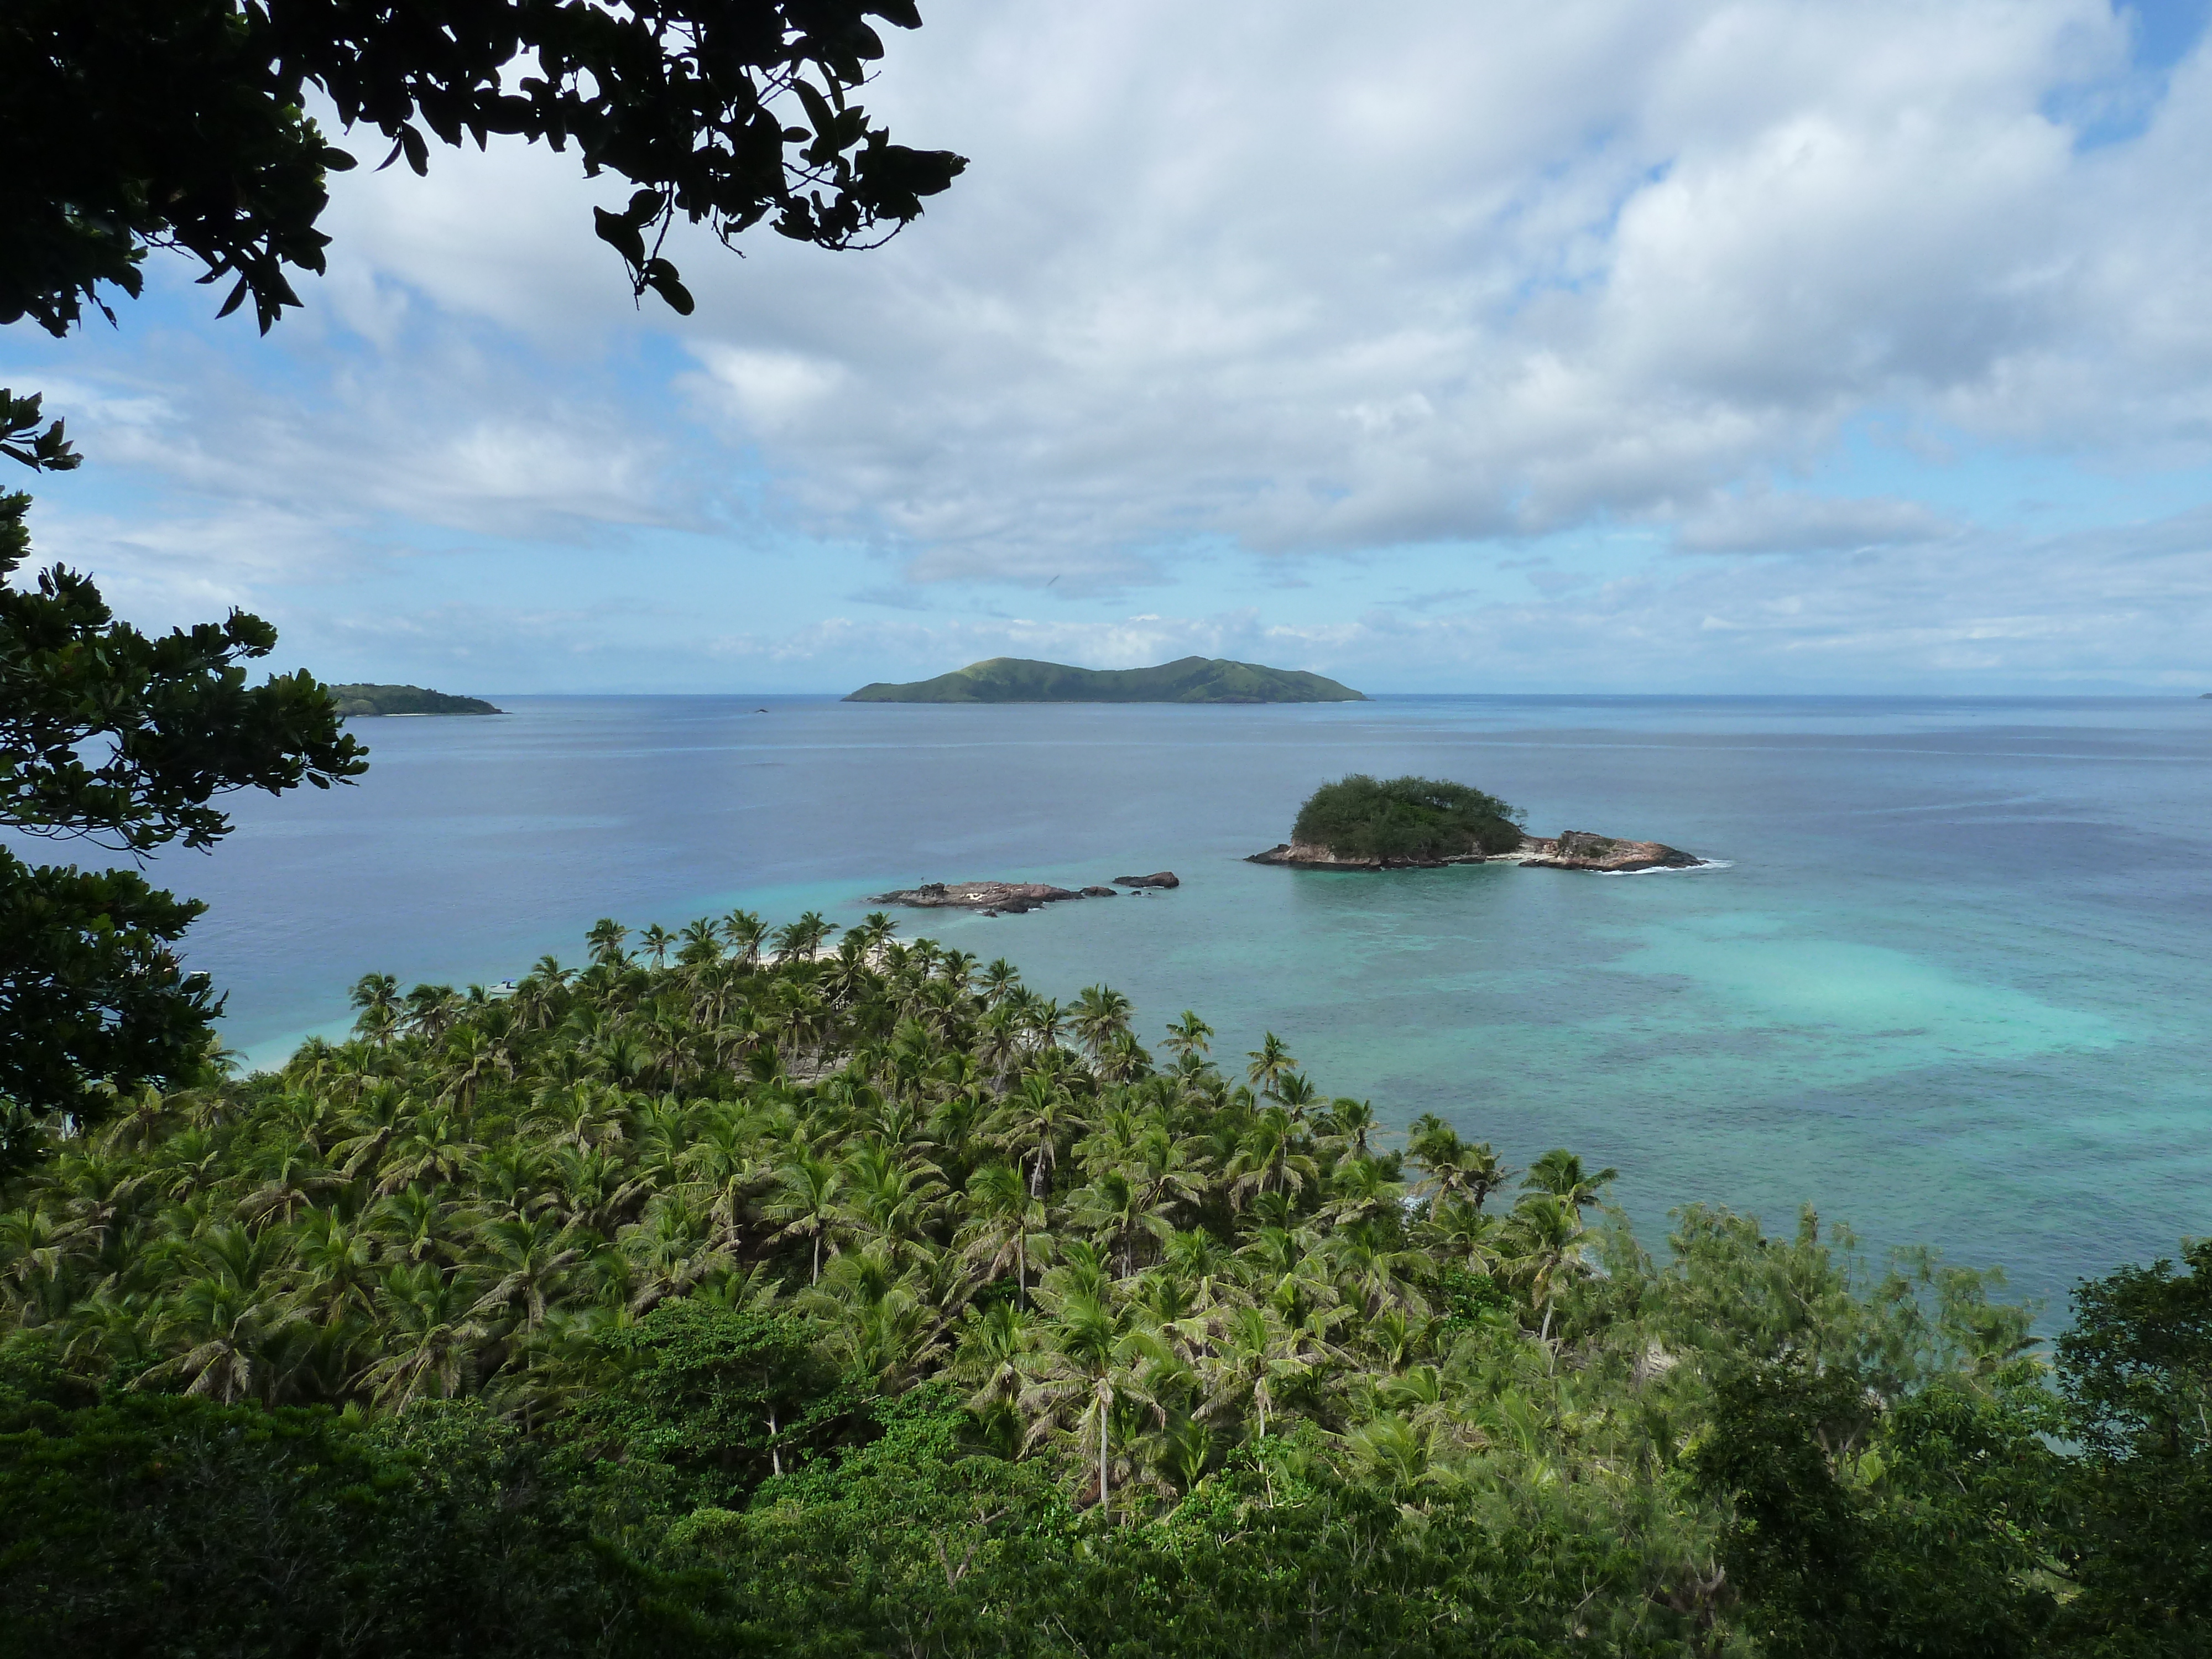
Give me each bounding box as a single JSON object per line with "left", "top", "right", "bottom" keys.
{"left": 869, "top": 872, "right": 1179, "bottom": 915}
{"left": 1251, "top": 773, "right": 1705, "bottom": 873}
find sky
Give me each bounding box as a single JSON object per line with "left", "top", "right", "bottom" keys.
{"left": 9, "top": 0, "right": 2212, "bottom": 695}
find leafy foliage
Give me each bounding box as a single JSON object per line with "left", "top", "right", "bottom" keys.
{"left": 2050, "top": 1240, "right": 2212, "bottom": 1653}
{"left": 1292, "top": 773, "right": 1525, "bottom": 860}
{"left": 0, "top": 857, "right": 220, "bottom": 1177}
{"left": 0, "top": 0, "right": 966, "bottom": 336}
{"left": 0, "top": 1368, "right": 711, "bottom": 1657}
{"left": 2, "top": 493, "right": 366, "bottom": 855}
{"left": 0, "top": 486, "right": 365, "bottom": 1160}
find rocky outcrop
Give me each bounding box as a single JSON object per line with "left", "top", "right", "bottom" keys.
{"left": 869, "top": 881, "right": 1083, "bottom": 914}
{"left": 1246, "top": 841, "right": 1483, "bottom": 870}
{"left": 870, "top": 874, "right": 1180, "bottom": 914}
{"left": 1249, "top": 832, "right": 1702, "bottom": 873}
{"left": 1515, "top": 831, "right": 1700, "bottom": 872}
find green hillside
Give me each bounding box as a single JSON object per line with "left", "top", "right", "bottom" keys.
{"left": 846, "top": 655, "right": 1365, "bottom": 703}
{"left": 330, "top": 684, "right": 503, "bottom": 717}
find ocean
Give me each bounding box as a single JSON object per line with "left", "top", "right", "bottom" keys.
{"left": 133, "top": 693, "right": 2212, "bottom": 1314}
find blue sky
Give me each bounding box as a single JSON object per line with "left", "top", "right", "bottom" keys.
{"left": 9, "top": 0, "right": 2212, "bottom": 694}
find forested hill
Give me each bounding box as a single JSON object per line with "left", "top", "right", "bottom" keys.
{"left": 331, "top": 684, "right": 503, "bottom": 716}
{"left": 846, "top": 656, "right": 1366, "bottom": 703}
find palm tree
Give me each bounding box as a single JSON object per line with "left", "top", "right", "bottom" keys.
{"left": 1318, "top": 1097, "right": 1380, "bottom": 1157}
{"left": 619, "top": 1191, "right": 728, "bottom": 1313}
{"left": 1504, "top": 1193, "right": 1589, "bottom": 1343}
{"left": 289, "top": 1209, "right": 380, "bottom": 1331}
{"left": 676, "top": 917, "right": 722, "bottom": 966}
{"left": 766, "top": 1155, "right": 844, "bottom": 1283}
{"left": 348, "top": 973, "right": 401, "bottom": 1042}
{"left": 141, "top": 1225, "right": 293, "bottom": 1404}
{"left": 1319, "top": 1155, "right": 1403, "bottom": 1228}
{"left": 1162, "top": 1011, "right": 1213, "bottom": 1063}
{"left": 402, "top": 983, "right": 462, "bottom": 1041}
{"left": 1225, "top": 1108, "right": 1319, "bottom": 1208}
{"left": 957, "top": 1297, "right": 1037, "bottom": 1408}
{"left": 469, "top": 1213, "right": 590, "bottom": 1332}
{"left": 1522, "top": 1147, "right": 1619, "bottom": 1213}
{"left": 979, "top": 958, "right": 1021, "bottom": 1007}
{"left": 1071, "top": 985, "right": 1134, "bottom": 1061}
{"left": 1410, "top": 1126, "right": 1514, "bottom": 1212}
{"left": 770, "top": 911, "right": 836, "bottom": 964}
{"left": 1018, "top": 1286, "right": 1151, "bottom": 1520}
{"left": 361, "top": 1260, "right": 485, "bottom": 1406}
{"left": 837, "top": 1138, "right": 947, "bottom": 1267}
{"left": 1095, "top": 1030, "right": 1152, "bottom": 1084}
{"left": 639, "top": 923, "right": 675, "bottom": 969}
{"left": 1193, "top": 1302, "right": 1310, "bottom": 1444}
{"left": 1418, "top": 1197, "right": 1503, "bottom": 1276}
{"left": 990, "top": 1070, "right": 1084, "bottom": 1199}
{"left": 956, "top": 1161, "right": 1051, "bottom": 1307}
{"left": 585, "top": 918, "right": 630, "bottom": 966}
{"left": 1021, "top": 995, "right": 1069, "bottom": 1052}
{"left": 1245, "top": 1032, "right": 1296, "bottom": 1095}
{"left": 722, "top": 910, "right": 767, "bottom": 969}
{"left": 1269, "top": 1071, "right": 1319, "bottom": 1121}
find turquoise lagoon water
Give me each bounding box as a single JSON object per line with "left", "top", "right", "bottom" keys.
{"left": 143, "top": 695, "right": 2211, "bottom": 1312}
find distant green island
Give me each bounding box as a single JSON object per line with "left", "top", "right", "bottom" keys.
{"left": 330, "top": 684, "right": 503, "bottom": 717}
{"left": 846, "top": 655, "right": 1365, "bottom": 703}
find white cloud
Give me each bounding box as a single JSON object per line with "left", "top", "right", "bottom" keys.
{"left": 16, "top": 0, "right": 2212, "bottom": 690}
{"left": 540, "top": 0, "right": 2201, "bottom": 581}
{"left": 1673, "top": 489, "right": 1959, "bottom": 554}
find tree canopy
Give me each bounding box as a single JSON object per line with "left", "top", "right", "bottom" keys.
{"left": 1291, "top": 774, "right": 1525, "bottom": 862}
{"left": 1, "top": 0, "right": 966, "bottom": 332}
{"left": 3, "top": 912, "right": 2203, "bottom": 1654}
{"left": 0, "top": 447, "right": 368, "bottom": 1172}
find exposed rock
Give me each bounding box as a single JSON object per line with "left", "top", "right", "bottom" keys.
{"left": 1113, "top": 872, "right": 1180, "bottom": 888}
{"left": 1246, "top": 841, "right": 1486, "bottom": 870}
{"left": 1249, "top": 832, "right": 1703, "bottom": 873}
{"left": 1515, "top": 831, "right": 1700, "bottom": 872}
{"left": 1080, "top": 885, "right": 1119, "bottom": 897}
{"left": 869, "top": 881, "right": 1083, "bottom": 910}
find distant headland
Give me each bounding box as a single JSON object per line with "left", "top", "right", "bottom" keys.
{"left": 844, "top": 655, "right": 1365, "bottom": 704}
{"left": 330, "top": 684, "right": 503, "bottom": 717}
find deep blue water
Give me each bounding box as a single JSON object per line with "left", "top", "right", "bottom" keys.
{"left": 123, "top": 694, "right": 2212, "bottom": 1313}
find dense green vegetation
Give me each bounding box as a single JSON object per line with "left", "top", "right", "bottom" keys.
{"left": 0, "top": 446, "right": 366, "bottom": 1175}
{"left": 331, "top": 683, "right": 504, "bottom": 717}
{"left": 3, "top": 913, "right": 2206, "bottom": 1655}
{"left": 1291, "top": 773, "right": 1526, "bottom": 860}
{"left": 846, "top": 655, "right": 1366, "bottom": 703}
